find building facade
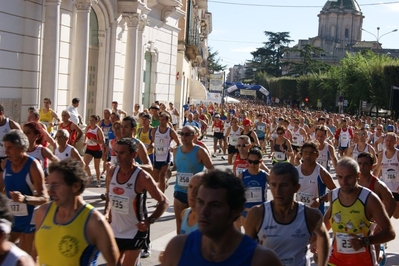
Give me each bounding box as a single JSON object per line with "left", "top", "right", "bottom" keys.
{"left": 0, "top": 0, "right": 202, "bottom": 123}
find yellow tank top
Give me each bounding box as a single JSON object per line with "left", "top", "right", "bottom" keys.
{"left": 137, "top": 128, "right": 153, "bottom": 155}
{"left": 39, "top": 108, "right": 54, "bottom": 133}
{"left": 328, "top": 188, "right": 376, "bottom": 266}
{"left": 35, "top": 202, "right": 99, "bottom": 266}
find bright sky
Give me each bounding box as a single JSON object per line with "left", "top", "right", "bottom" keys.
{"left": 208, "top": 0, "right": 399, "bottom": 68}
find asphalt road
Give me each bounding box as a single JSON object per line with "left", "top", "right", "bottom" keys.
{"left": 83, "top": 136, "right": 399, "bottom": 266}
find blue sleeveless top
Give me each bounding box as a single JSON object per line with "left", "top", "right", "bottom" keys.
{"left": 180, "top": 208, "right": 198, "bottom": 235}
{"left": 242, "top": 169, "right": 268, "bottom": 210}
{"left": 174, "top": 146, "right": 204, "bottom": 193}
{"left": 179, "top": 230, "right": 257, "bottom": 266}
{"left": 4, "top": 156, "right": 36, "bottom": 226}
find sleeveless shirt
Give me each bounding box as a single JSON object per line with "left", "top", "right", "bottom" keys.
{"left": 352, "top": 144, "right": 369, "bottom": 162}
{"left": 174, "top": 146, "right": 204, "bottom": 193}
{"left": 109, "top": 166, "right": 146, "bottom": 238}
{"left": 227, "top": 127, "right": 241, "bottom": 146}
{"left": 35, "top": 202, "right": 99, "bottom": 266}
{"left": 39, "top": 108, "right": 55, "bottom": 133}
{"left": 85, "top": 127, "right": 101, "bottom": 151}
{"left": 27, "top": 145, "right": 47, "bottom": 169}
{"left": 179, "top": 230, "right": 257, "bottom": 266}
{"left": 380, "top": 149, "right": 399, "bottom": 192}
{"left": 58, "top": 121, "right": 77, "bottom": 144}
{"left": 0, "top": 118, "right": 11, "bottom": 157}
{"left": 233, "top": 153, "right": 249, "bottom": 177}
{"left": 242, "top": 169, "right": 268, "bottom": 209}
{"left": 55, "top": 145, "right": 73, "bottom": 160}
{"left": 291, "top": 127, "right": 304, "bottom": 146}
{"left": 328, "top": 188, "right": 376, "bottom": 266}
{"left": 296, "top": 164, "right": 327, "bottom": 214}
{"left": 317, "top": 142, "right": 330, "bottom": 170}
{"left": 154, "top": 127, "right": 171, "bottom": 162}
{"left": 1, "top": 243, "right": 30, "bottom": 266}
{"left": 258, "top": 202, "right": 311, "bottom": 266}
{"left": 180, "top": 208, "right": 198, "bottom": 235}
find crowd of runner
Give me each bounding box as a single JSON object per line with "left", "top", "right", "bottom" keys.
{"left": 0, "top": 96, "right": 398, "bottom": 265}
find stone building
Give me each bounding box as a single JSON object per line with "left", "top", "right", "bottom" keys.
{"left": 0, "top": 0, "right": 211, "bottom": 123}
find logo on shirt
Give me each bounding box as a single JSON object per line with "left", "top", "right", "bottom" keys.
{"left": 58, "top": 235, "right": 79, "bottom": 258}
{"left": 113, "top": 187, "right": 125, "bottom": 195}
{"left": 40, "top": 225, "right": 51, "bottom": 230}
{"left": 264, "top": 225, "right": 277, "bottom": 230}
{"left": 292, "top": 228, "right": 306, "bottom": 238}
{"left": 350, "top": 209, "right": 360, "bottom": 214}
{"left": 126, "top": 183, "right": 133, "bottom": 189}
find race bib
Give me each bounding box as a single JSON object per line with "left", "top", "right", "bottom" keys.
{"left": 235, "top": 167, "right": 245, "bottom": 176}
{"left": 230, "top": 137, "right": 238, "bottom": 146}
{"left": 9, "top": 201, "right": 28, "bottom": 216}
{"left": 87, "top": 139, "right": 96, "bottom": 146}
{"left": 281, "top": 257, "right": 295, "bottom": 266}
{"left": 245, "top": 187, "right": 263, "bottom": 203}
{"left": 317, "top": 159, "right": 327, "bottom": 168}
{"left": 103, "top": 127, "right": 110, "bottom": 138}
{"left": 177, "top": 172, "right": 193, "bottom": 187}
{"left": 336, "top": 233, "right": 365, "bottom": 254}
{"left": 257, "top": 125, "right": 265, "bottom": 131}
{"left": 274, "top": 152, "right": 285, "bottom": 161}
{"left": 384, "top": 171, "right": 398, "bottom": 182}
{"left": 340, "top": 135, "right": 349, "bottom": 146}
{"left": 296, "top": 192, "right": 313, "bottom": 205}
{"left": 110, "top": 194, "right": 129, "bottom": 214}
{"left": 214, "top": 127, "right": 221, "bottom": 133}
{"left": 156, "top": 146, "right": 168, "bottom": 156}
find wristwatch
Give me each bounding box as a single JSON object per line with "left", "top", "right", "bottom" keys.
{"left": 23, "top": 195, "right": 29, "bottom": 204}
{"left": 362, "top": 236, "right": 370, "bottom": 246}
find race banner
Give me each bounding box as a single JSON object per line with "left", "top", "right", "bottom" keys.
{"left": 209, "top": 73, "right": 224, "bottom": 92}
{"left": 240, "top": 89, "right": 256, "bottom": 97}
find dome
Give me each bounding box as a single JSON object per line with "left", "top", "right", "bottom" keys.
{"left": 322, "top": 0, "right": 361, "bottom": 12}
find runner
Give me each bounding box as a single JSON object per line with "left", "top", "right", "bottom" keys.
{"left": 270, "top": 126, "right": 293, "bottom": 165}
{"left": 34, "top": 159, "right": 120, "bottom": 266}
{"left": 291, "top": 117, "right": 308, "bottom": 156}
{"left": 173, "top": 126, "right": 213, "bottom": 234}
{"left": 373, "top": 132, "right": 399, "bottom": 218}
{"left": 345, "top": 127, "right": 376, "bottom": 162}
{"left": 54, "top": 129, "right": 84, "bottom": 164}
{"left": 224, "top": 117, "right": 242, "bottom": 165}
{"left": 104, "top": 138, "right": 169, "bottom": 266}
{"left": 314, "top": 125, "right": 338, "bottom": 170}
{"left": 150, "top": 112, "right": 181, "bottom": 192}
{"left": 1, "top": 130, "right": 48, "bottom": 256}
{"left": 245, "top": 162, "right": 330, "bottom": 266}
{"left": 168, "top": 102, "right": 180, "bottom": 131}
{"left": 211, "top": 114, "right": 224, "bottom": 157}
{"left": 83, "top": 115, "right": 105, "bottom": 187}
{"left": 136, "top": 113, "right": 154, "bottom": 163}
{"left": 39, "top": 98, "right": 60, "bottom": 134}
{"left": 324, "top": 157, "right": 395, "bottom": 266}
{"left": 241, "top": 118, "right": 260, "bottom": 146}
{"left": 99, "top": 108, "right": 114, "bottom": 178}
{"left": 335, "top": 119, "right": 354, "bottom": 157}
{"left": 0, "top": 194, "right": 34, "bottom": 266}
{"left": 255, "top": 114, "right": 267, "bottom": 152}
{"left": 162, "top": 169, "right": 282, "bottom": 266}
{"left": 58, "top": 110, "right": 83, "bottom": 147}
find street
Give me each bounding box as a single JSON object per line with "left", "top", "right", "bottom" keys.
{"left": 83, "top": 136, "right": 399, "bottom": 266}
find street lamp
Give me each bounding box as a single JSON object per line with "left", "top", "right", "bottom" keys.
{"left": 252, "top": 68, "right": 257, "bottom": 84}
{"left": 361, "top": 27, "right": 398, "bottom": 49}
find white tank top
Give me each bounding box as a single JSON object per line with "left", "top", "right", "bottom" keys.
{"left": 317, "top": 142, "right": 330, "bottom": 170}
{"left": 381, "top": 149, "right": 399, "bottom": 192}
{"left": 0, "top": 118, "right": 11, "bottom": 157}
{"left": 27, "top": 145, "right": 45, "bottom": 168}
{"left": 110, "top": 166, "right": 145, "bottom": 238}
{"left": 352, "top": 144, "right": 369, "bottom": 162}
{"left": 291, "top": 127, "right": 304, "bottom": 146}
{"left": 258, "top": 202, "right": 311, "bottom": 266}
{"left": 223, "top": 121, "right": 231, "bottom": 135}
{"left": 154, "top": 127, "right": 172, "bottom": 161}
{"left": 228, "top": 127, "right": 241, "bottom": 146}
{"left": 339, "top": 129, "right": 350, "bottom": 147}
{"left": 54, "top": 145, "right": 73, "bottom": 160}
{"left": 1, "top": 243, "right": 30, "bottom": 266}
{"left": 296, "top": 164, "right": 323, "bottom": 206}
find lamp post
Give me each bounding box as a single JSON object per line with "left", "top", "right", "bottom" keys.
{"left": 252, "top": 68, "right": 257, "bottom": 84}
{"left": 361, "top": 27, "right": 398, "bottom": 49}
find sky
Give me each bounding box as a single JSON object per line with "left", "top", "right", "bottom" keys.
{"left": 207, "top": 0, "right": 399, "bottom": 68}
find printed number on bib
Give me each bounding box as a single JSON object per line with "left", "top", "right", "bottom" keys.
{"left": 274, "top": 152, "right": 285, "bottom": 160}
{"left": 336, "top": 233, "right": 365, "bottom": 254}
{"left": 235, "top": 167, "right": 245, "bottom": 176}
{"left": 110, "top": 195, "right": 129, "bottom": 214}
{"left": 87, "top": 139, "right": 96, "bottom": 146}
{"left": 9, "top": 202, "right": 28, "bottom": 216}
{"left": 385, "top": 171, "right": 398, "bottom": 182}
{"left": 214, "top": 128, "right": 220, "bottom": 133}
{"left": 297, "top": 192, "right": 313, "bottom": 204}
{"left": 245, "top": 187, "right": 263, "bottom": 203}
{"left": 257, "top": 126, "right": 265, "bottom": 131}
{"left": 177, "top": 173, "right": 193, "bottom": 187}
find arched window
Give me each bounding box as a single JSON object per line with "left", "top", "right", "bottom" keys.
{"left": 89, "top": 9, "right": 99, "bottom": 47}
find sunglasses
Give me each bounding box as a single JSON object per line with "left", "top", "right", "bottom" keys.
{"left": 237, "top": 144, "right": 250, "bottom": 148}
{"left": 277, "top": 132, "right": 284, "bottom": 135}
{"left": 248, "top": 159, "right": 261, "bottom": 165}
{"left": 179, "top": 132, "right": 194, "bottom": 137}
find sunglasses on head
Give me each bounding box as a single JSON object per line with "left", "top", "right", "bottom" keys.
{"left": 248, "top": 159, "right": 261, "bottom": 165}
{"left": 179, "top": 132, "right": 194, "bottom": 137}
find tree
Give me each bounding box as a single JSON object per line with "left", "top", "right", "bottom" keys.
{"left": 247, "top": 31, "right": 293, "bottom": 78}
{"left": 207, "top": 47, "right": 226, "bottom": 74}
{"left": 286, "top": 44, "right": 331, "bottom": 76}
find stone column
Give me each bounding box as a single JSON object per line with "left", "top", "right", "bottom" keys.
{"left": 40, "top": 0, "right": 62, "bottom": 108}
{"left": 122, "top": 13, "right": 139, "bottom": 115}
{"left": 135, "top": 15, "right": 147, "bottom": 106}
{"left": 71, "top": 0, "right": 93, "bottom": 121}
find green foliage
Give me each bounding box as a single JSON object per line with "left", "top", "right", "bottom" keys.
{"left": 207, "top": 47, "right": 226, "bottom": 73}
{"left": 286, "top": 44, "right": 331, "bottom": 76}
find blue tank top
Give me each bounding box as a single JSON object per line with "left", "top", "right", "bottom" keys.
{"left": 180, "top": 208, "right": 198, "bottom": 235}
{"left": 242, "top": 169, "right": 268, "bottom": 209}
{"left": 174, "top": 146, "right": 204, "bottom": 193}
{"left": 179, "top": 230, "right": 257, "bottom": 266}
{"left": 100, "top": 120, "right": 114, "bottom": 140}
{"left": 4, "top": 156, "right": 36, "bottom": 226}
{"left": 255, "top": 122, "right": 266, "bottom": 138}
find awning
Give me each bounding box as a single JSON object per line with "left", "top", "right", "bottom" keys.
{"left": 189, "top": 79, "right": 207, "bottom": 100}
